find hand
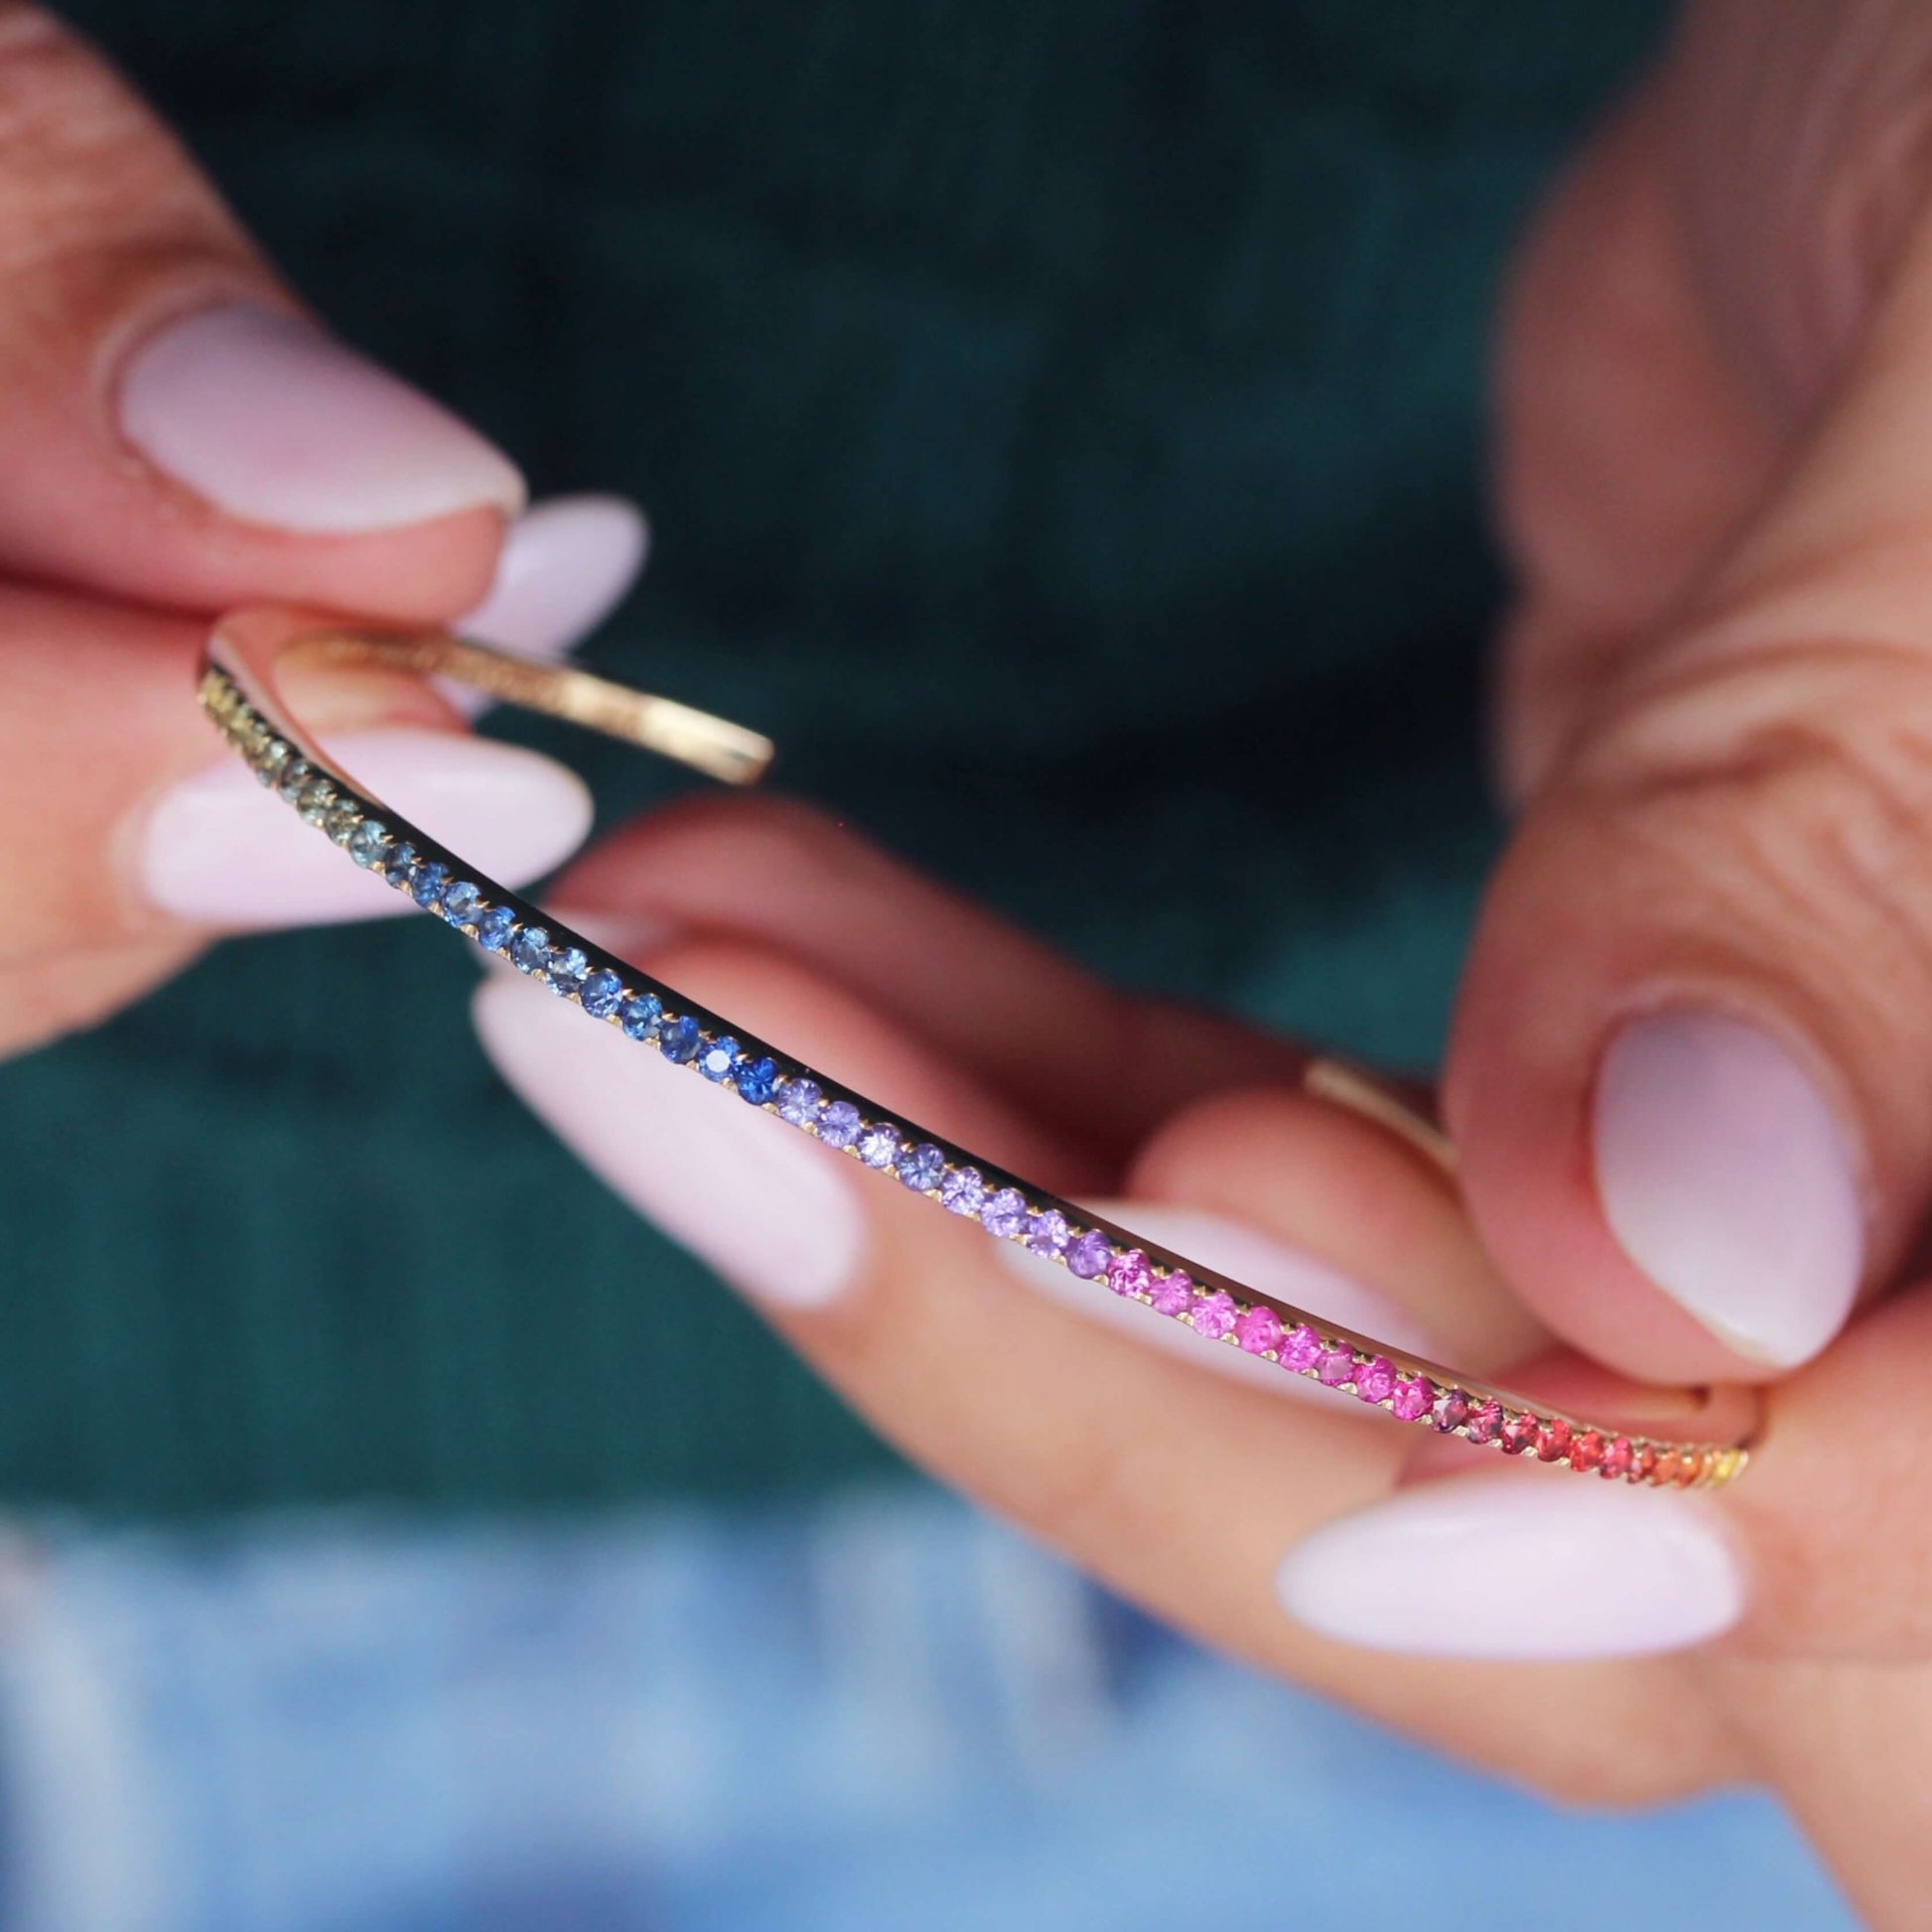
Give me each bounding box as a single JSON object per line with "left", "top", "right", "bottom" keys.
{"left": 0, "top": 6, "right": 649, "bottom": 1059}
{"left": 469, "top": 3, "right": 1932, "bottom": 1920}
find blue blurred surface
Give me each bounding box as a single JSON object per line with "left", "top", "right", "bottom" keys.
{"left": 0, "top": 1490, "right": 1850, "bottom": 1930}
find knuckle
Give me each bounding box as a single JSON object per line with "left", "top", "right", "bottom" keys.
{"left": 1573, "top": 636, "right": 1932, "bottom": 1002}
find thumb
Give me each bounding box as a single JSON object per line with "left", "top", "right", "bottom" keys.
{"left": 1448, "top": 208, "right": 1932, "bottom": 1382}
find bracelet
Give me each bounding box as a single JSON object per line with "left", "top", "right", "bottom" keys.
{"left": 200, "top": 608, "right": 1756, "bottom": 1490}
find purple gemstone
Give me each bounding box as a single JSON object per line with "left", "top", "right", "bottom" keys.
{"left": 1107, "top": 1249, "right": 1154, "bottom": 1299}
{"left": 1431, "top": 1387, "right": 1470, "bottom": 1433}
{"left": 817, "top": 1101, "right": 862, "bottom": 1150}
{"left": 1148, "top": 1270, "right": 1193, "bottom": 1315}
{"left": 776, "top": 1077, "right": 823, "bottom": 1126}
{"left": 1354, "top": 1355, "right": 1397, "bottom": 1405}
{"left": 895, "top": 1143, "right": 944, "bottom": 1192}
{"left": 1280, "top": 1323, "right": 1322, "bottom": 1371}
{"left": 982, "top": 1188, "right": 1029, "bottom": 1239}
{"left": 1066, "top": 1231, "right": 1112, "bottom": 1280}
{"left": 1390, "top": 1375, "right": 1432, "bottom": 1422}
{"left": 857, "top": 1123, "right": 900, "bottom": 1170}
{"left": 1190, "top": 1290, "right": 1237, "bottom": 1340}
{"left": 940, "top": 1167, "right": 986, "bottom": 1217}
{"left": 1315, "top": 1347, "right": 1357, "bottom": 1389}
{"left": 1234, "top": 1306, "right": 1283, "bottom": 1355}
{"left": 1026, "top": 1210, "right": 1069, "bottom": 1259}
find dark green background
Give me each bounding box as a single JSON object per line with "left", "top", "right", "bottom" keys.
{"left": 1, "top": 1, "right": 1663, "bottom": 1513}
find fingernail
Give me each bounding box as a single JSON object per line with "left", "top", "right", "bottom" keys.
{"left": 137, "top": 729, "right": 592, "bottom": 928}
{"left": 118, "top": 303, "right": 525, "bottom": 533}
{"left": 447, "top": 494, "right": 650, "bottom": 717}
{"left": 461, "top": 495, "right": 648, "bottom": 656}
{"left": 1275, "top": 1474, "right": 1744, "bottom": 1659}
{"left": 473, "top": 972, "right": 866, "bottom": 1309}
{"left": 1593, "top": 1011, "right": 1863, "bottom": 1366}
{"left": 997, "top": 1202, "right": 1438, "bottom": 1400}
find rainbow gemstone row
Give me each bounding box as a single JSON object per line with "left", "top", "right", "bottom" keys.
{"left": 202, "top": 668, "right": 1746, "bottom": 1490}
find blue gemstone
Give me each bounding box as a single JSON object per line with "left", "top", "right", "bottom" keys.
{"left": 699, "top": 1035, "right": 740, "bottom": 1082}
{"left": 510, "top": 925, "right": 551, "bottom": 974}
{"left": 896, "top": 1143, "right": 945, "bottom": 1192}
{"left": 475, "top": 905, "right": 515, "bottom": 952}
{"left": 620, "top": 993, "right": 663, "bottom": 1040}
{"left": 661, "top": 1016, "right": 702, "bottom": 1063}
{"left": 441, "top": 880, "right": 483, "bottom": 926}
{"left": 276, "top": 759, "right": 313, "bottom": 802}
{"left": 857, "top": 1122, "right": 900, "bottom": 1170}
{"left": 735, "top": 1055, "right": 779, "bottom": 1105}
{"left": 410, "top": 861, "right": 451, "bottom": 908}
{"left": 385, "top": 842, "right": 419, "bottom": 889}
{"left": 581, "top": 968, "right": 624, "bottom": 1019}
{"left": 347, "top": 819, "right": 389, "bottom": 868}
{"left": 776, "top": 1077, "right": 823, "bottom": 1125}
{"left": 817, "top": 1101, "right": 861, "bottom": 1150}
{"left": 547, "top": 946, "right": 589, "bottom": 996}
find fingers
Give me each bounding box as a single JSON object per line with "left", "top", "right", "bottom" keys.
{"left": 473, "top": 937, "right": 1739, "bottom": 1805}
{"left": 1450, "top": 202, "right": 1932, "bottom": 1383}
{"left": 549, "top": 794, "right": 1308, "bottom": 1163}
{"left": 0, "top": 7, "right": 520, "bottom": 617}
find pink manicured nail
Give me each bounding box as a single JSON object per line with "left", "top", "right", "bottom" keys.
{"left": 473, "top": 971, "right": 867, "bottom": 1309}
{"left": 1275, "top": 1474, "right": 1744, "bottom": 1659}
{"left": 461, "top": 495, "right": 648, "bottom": 655}
{"left": 118, "top": 303, "right": 524, "bottom": 533}
{"left": 1594, "top": 1011, "right": 1863, "bottom": 1366}
{"left": 997, "top": 1202, "right": 1436, "bottom": 1401}
{"left": 137, "top": 730, "right": 592, "bottom": 928}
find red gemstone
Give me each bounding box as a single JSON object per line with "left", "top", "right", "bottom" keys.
{"left": 1569, "top": 1430, "right": 1604, "bottom": 1473}
{"left": 1500, "top": 1411, "right": 1539, "bottom": 1455}
{"left": 1354, "top": 1356, "right": 1397, "bottom": 1405}
{"left": 1431, "top": 1387, "right": 1469, "bottom": 1433}
{"left": 1598, "top": 1437, "right": 1633, "bottom": 1479}
{"left": 1464, "top": 1400, "right": 1503, "bottom": 1445}
{"left": 1391, "top": 1375, "right": 1432, "bottom": 1423}
{"left": 1536, "top": 1418, "right": 1573, "bottom": 1463}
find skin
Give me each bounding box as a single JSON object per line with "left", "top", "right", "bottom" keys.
{"left": 11, "top": 3, "right": 1932, "bottom": 1921}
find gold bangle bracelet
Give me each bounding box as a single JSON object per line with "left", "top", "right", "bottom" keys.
{"left": 201, "top": 608, "right": 1758, "bottom": 1491}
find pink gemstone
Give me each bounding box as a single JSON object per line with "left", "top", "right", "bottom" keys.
{"left": 1500, "top": 1411, "right": 1540, "bottom": 1455}
{"left": 1315, "top": 1346, "right": 1356, "bottom": 1388}
{"left": 1107, "top": 1249, "right": 1153, "bottom": 1299}
{"left": 1632, "top": 1444, "right": 1658, "bottom": 1483}
{"left": 1536, "top": 1418, "right": 1573, "bottom": 1463}
{"left": 1599, "top": 1437, "right": 1634, "bottom": 1480}
{"left": 1431, "top": 1387, "right": 1470, "bottom": 1433}
{"left": 1570, "top": 1430, "right": 1605, "bottom": 1473}
{"left": 1390, "top": 1375, "right": 1432, "bottom": 1422}
{"left": 1234, "top": 1306, "right": 1283, "bottom": 1355}
{"left": 1353, "top": 1355, "right": 1396, "bottom": 1405}
{"left": 1190, "top": 1290, "right": 1237, "bottom": 1339}
{"left": 1464, "top": 1400, "right": 1503, "bottom": 1445}
{"left": 1280, "top": 1323, "right": 1322, "bottom": 1371}
{"left": 1149, "top": 1271, "right": 1193, "bottom": 1316}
